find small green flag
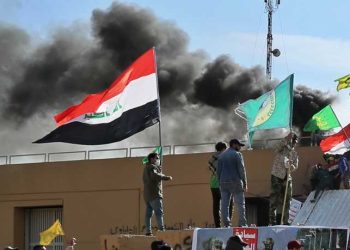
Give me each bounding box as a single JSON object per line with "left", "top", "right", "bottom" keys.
{"left": 303, "top": 105, "right": 340, "bottom": 132}
{"left": 142, "top": 146, "right": 162, "bottom": 165}
{"left": 335, "top": 74, "right": 350, "bottom": 91}
{"left": 239, "top": 74, "right": 294, "bottom": 144}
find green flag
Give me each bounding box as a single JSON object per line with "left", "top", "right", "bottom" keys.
{"left": 239, "top": 74, "right": 294, "bottom": 143}
{"left": 303, "top": 105, "right": 340, "bottom": 132}
{"left": 142, "top": 146, "right": 162, "bottom": 165}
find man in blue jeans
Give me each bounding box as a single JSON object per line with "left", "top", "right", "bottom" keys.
{"left": 217, "top": 139, "right": 248, "bottom": 227}
{"left": 143, "top": 152, "right": 173, "bottom": 236}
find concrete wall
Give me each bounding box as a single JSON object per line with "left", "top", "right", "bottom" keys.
{"left": 0, "top": 146, "right": 324, "bottom": 250}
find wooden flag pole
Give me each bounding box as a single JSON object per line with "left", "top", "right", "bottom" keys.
{"left": 281, "top": 165, "right": 290, "bottom": 224}
{"left": 281, "top": 77, "right": 294, "bottom": 225}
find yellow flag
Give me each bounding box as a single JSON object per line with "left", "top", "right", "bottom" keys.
{"left": 335, "top": 74, "right": 350, "bottom": 91}
{"left": 39, "top": 219, "right": 65, "bottom": 246}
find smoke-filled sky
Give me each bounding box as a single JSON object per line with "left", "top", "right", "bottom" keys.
{"left": 0, "top": 0, "right": 349, "bottom": 156}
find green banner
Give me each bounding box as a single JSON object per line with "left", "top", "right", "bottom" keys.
{"left": 303, "top": 105, "right": 340, "bottom": 132}
{"left": 240, "top": 74, "right": 294, "bottom": 142}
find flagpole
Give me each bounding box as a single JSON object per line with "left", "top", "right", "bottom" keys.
{"left": 281, "top": 74, "right": 294, "bottom": 225}
{"left": 330, "top": 105, "right": 350, "bottom": 144}
{"left": 153, "top": 47, "right": 163, "bottom": 165}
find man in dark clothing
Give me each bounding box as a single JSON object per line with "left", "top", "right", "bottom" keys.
{"left": 217, "top": 139, "right": 248, "bottom": 227}
{"left": 151, "top": 240, "right": 173, "bottom": 250}
{"left": 143, "top": 153, "right": 172, "bottom": 236}
{"left": 337, "top": 154, "right": 350, "bottom": 189}
{"left": 225, "top": 235, "right": 248, "bottom": 250}
{"left": 326, "top": 156, "right": 341, "bottom": 189}
{"left": 33, "top": 246, "right": 46, "bottom": 250}
{"left": 310, "top": 163, "right": 333, "bottom": 202}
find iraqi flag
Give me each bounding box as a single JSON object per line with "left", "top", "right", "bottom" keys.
{"left": 34, "top": 48, "right": 160, "bottom": 145}
{"left": 320, "top": 123, "right": 350, "bottom": 155}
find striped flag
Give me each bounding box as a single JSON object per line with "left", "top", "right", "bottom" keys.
{"left": 320, "top": 123, "right": 350, "bottom": 155}
{"left": 35, "top": 48, "right": 160, "bottom": 145}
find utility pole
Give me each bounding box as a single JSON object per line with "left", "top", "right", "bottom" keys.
{"left": 264, "top": 0, "right": 281, "bottom": 80}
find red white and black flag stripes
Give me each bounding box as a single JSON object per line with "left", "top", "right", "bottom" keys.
{"left": 320, "top": 123, "right": 350, "bottom": 155}
{"left": 34, "top": 48, "right": 160, "bottom": 145}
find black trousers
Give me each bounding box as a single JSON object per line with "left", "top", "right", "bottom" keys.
{"left": 211, "top": 188, "right": 233, "bottom": 227}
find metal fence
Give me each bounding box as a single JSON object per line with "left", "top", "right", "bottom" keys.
{"left": 0, "top": 137, "right": 312, "bottom": 166}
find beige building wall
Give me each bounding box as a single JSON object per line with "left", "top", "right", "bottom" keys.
{"left": 0, "top": 146, "right": 324, "bottom": 250}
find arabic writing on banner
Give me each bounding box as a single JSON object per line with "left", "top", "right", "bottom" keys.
{"left": 192, "top": 226, "right": 349, "bottom": 250}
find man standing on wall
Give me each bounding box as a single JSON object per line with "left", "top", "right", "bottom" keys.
{"left": 217, "top": 139, "right": 248, "bottom": 227}
{"left": 143, "top": 153, "right": 173, "bottom": 236}
{"left": 208, "top": 141, "right": 233, "bottom": 228}
{"left": 269, "top": 132, "right": 299, "bottom": 225}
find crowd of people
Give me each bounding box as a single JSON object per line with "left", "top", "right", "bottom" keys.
{"left": 3, "top": 237, "right": 77, "bottom": 250}
{"left": 206, "top": 132, "right": 350, "bottom": 227}
{"left": 6, "top": 134, "right": 347, "bottom": 249}
{"left": 142, "top": 131, "right": 349, "bottom": 236}
{"left": 140, "top": 132, "right": 350, "bottom": 250}
{"left": 310, "top": 153, "right": 350, "bottom": 202}
{"left": 206, "top": 133, "right": 300, "bottom": 227}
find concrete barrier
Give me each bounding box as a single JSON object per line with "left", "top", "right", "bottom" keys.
{"left": 100, "top": 230, "right": 194, "bottom": 250}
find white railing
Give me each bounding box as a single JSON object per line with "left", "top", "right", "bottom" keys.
{"left": 0, "top": 137, "right": 312, "bottom": 165}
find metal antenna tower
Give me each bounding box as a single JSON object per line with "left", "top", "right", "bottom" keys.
{"left": 265, "top": 0, "right": 281, "bottom": 80}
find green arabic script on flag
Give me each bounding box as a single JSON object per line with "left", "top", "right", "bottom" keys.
{"left": 239, "top": 74, "right": 294, "bottom": 143}
{"left": 303, "top": 105, "right": 340, "bottom": 132}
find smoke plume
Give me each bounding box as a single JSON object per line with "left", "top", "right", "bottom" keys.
{"left": 0, "top": 1, "right": 336, "bottom": 154}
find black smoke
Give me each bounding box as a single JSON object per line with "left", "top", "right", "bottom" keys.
{"left": 192, "top": 55, "right": 270, "bottom": 109}
{"left": 0, "top": 1, "right": 336, "bottom": 148}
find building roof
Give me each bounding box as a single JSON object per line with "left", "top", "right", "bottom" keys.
{"left": 292, "top": 190, "right": 350, "bottom": 227}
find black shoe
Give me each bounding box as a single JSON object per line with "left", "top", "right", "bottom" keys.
{"left": 145, "top": 232, "right": 153, "bottom": 236}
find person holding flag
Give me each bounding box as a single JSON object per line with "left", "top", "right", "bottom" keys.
{"left": 143, "top": 152, "right": 172, "bottom": 236}
{"left": 269, "top": 132, "right": 299, "bottom": 225}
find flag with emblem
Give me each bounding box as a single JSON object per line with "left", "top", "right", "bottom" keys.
{"left": 335, "top": 74, "right": 350, "bottom": 91}
{"left": 34, "top": 48, "right": 160, "bottom": 145}
{"left": 238, "top": 74, "right": 294, "bottom": 144}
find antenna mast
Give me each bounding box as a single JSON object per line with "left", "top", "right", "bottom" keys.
{"left": 265, "top": 0, "right": 281, "bottom": 80}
